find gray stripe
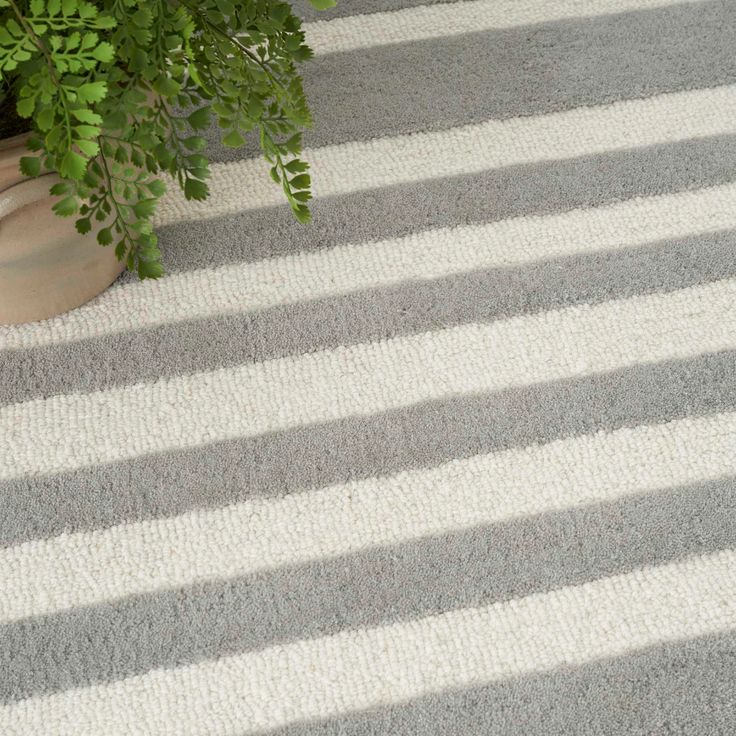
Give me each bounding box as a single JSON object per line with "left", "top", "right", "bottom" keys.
{"left": 293, "top": 0, "right": 452, "bottom": 23}
{"left": 2, "top": 476, "right": 734, "bottom": 703}
{"left": 265, "top": 630, "right": 736, "bottom": 735}
{"left": 206, "top": 0, "right": 736, "bottom": 161}
{"left": 4, "top": 229, "right": 736, "bottom": 404}
{"left": 151, "top": 134, "right": 736, "bottom": 275}
{"left": 2, "top": 350, "right": 735, "bottom": 547}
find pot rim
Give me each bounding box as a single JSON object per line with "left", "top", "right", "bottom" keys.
{"left": 0, "top": 131, "right": 32, "bottom": 152}
{"left": 0, "top": 132, "right": 40, "bottom": 195}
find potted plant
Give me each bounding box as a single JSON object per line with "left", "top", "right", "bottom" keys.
{"left": 0, "top": 0, "right": 332, "bottom": 323}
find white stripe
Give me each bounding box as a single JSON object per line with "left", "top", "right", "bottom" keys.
{"left": 305, "top": 0, "right": 706, "bottom": 56}
{"left": 1, "top": 278, "right": 735, "bottom": 481}
{"left": 154, "top": 85, "right": 736, "bottom": 226}
{"left": 3, "top": 550, "right": 735, "bottom": 735}
{"left": 1, "top": 411, "right": 735, "bottom": 624}
{"left": 4, "top": 182, "right": 736, "bottom": 349}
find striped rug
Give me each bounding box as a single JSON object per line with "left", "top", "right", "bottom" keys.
{"left": 2, "top": 0, "right": 736, "bottom": 733}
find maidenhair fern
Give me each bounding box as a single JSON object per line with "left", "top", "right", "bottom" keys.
{"left": 0, "top": 0, "right": 333, "bottom": 277}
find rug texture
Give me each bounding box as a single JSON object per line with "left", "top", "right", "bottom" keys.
{"left": 2, "top": 0, "right": 736, "bottom": 733}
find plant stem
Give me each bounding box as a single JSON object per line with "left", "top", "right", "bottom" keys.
{"left": 8, "top": 0, "right": 73, "bottom": 150}
{"left": 98, "top": 148, "right": 135, "bottom": 258}
{"left": 175, "top": 0, "right": 287, "bottom": 93}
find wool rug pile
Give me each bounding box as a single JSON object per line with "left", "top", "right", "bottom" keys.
{"left": 2, "top": 0, "right": 736, "bottom": 733}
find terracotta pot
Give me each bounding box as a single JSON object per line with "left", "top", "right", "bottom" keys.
{"left": 0, "top": 133, "right": 124, "bottom": 325}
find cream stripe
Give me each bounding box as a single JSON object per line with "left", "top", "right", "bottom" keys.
{"left": 2, "top": 550, "right": 735, "bottom": 735}
{"left": 1, "top": 411, "right": 734, "bottom": 624}
{"left": 4, "top": 182, "right": 736, "bottom": 350}
{"left": 1, "top": 278, "right": 735, "bottom": 481}
{"left": 304, "top": 0, "right": 707, "bottom": 56}
{"left": 154, "top": 84, "right": 736, "bottom": 226}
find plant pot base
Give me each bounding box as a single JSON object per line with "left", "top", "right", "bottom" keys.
{"left": 1, "top": 134, "right": 124, "bottom": 326}
{"left": 0, "top": 191, "right": 124, "bottom": 325}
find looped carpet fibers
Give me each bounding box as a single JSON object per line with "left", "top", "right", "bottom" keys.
{"left": 2, "top": 0, "right": 736, "bottom": 733}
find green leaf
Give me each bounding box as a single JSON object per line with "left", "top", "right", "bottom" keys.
{"left": 75, "top": 217, "right": 92, "bottom": 234}
{"left": 284, "top": 159, "right": 308, "bottom": 174}
{"left": 137, "top": 232, "right": 157, "bottom": 248}
{"left": 49, "top": 181, "right": 71, "bottom": 196}
{"left": 221, "top": 130, "right": 245, "bottom": 148}
{"left": 247, "top": 96, "right": 263, "bottom": 119}
{"left": 293, "top": 203, "right": 311, "bottom": 223}
{"left": 52, "top": 196, "right": 79, "bottom": 217}
{"left": 102, "top": 110, "right": 126, "bottom": 131}
{"left": 61, "top": 0, "right": 78, "bottom": 16}
{"left": 59, "top": 151, "right": 87, "bottom": 180}
{"left": 91, "top": 42, "right": 114, "bottom": 63}
{"left": 71, "top": 108, "right": 102, "bottom": 124}
{"left": 77, "top": 1, "right": 97, "bottom": 19}
{"left": 131, "top": 8, "right": 152, "bottom": 27}
{"left": 152, "top": 76, "right": 180, "bottom": 98}
{"left": 25, "top": 134, "right": 43, "bottom": 152}
{"left": 6, "top": 18, "right": 22, "bottom": 35}
{"left": 185, "top": 154, "right": 209, "bottom": 169}
{"left": 212, "top": 102, "right": 232, "bottom": 118}
{"left": 95, "top": 14, "right": 116, "bottom": 29}
{"left": 292, "top": 45, "right": 314, "bottom": 62}
{"left": 16, "top": 97, "right": 35, "bottom": 118}
{"left": 46, "top": 124, "right": 64, "bottom": 148}
{"left": 114, "top": 239, "right": 127, "bottom": 260}
{"left": 187, "top": 107, "right": 211, "bottom": 130}
{"left": 132, "top": 198, "right": 157, "bottom": 218}
{"left": 74, "top": 124, "right": 100, "bottom": 139}
{"left": 269, "top": 3, "right": 290, "bottom": 24}
{"left": 187, "top": 167, "right": 210, "bottom": 180}
{"left": 76, "top": 139, "right": 99, "bottom": 157}
{"left": 146, "top": 179, "right": 167, "bottom": 197}
{"left": 183, "top": 178, "right": 208, "bottom": 201}
{"left": 289, "top": 173, "right": 310, "bottom": 190}
{"left": 19, "top": 156, "right": 41, "bottom": 177}
{"left": 284, "top": 133, "right": 301, "bottom": 155}
{"left": 81, "top": 31, "right": 98, "bottom": 50}
{"left": 137, "top": 259, "right": 164, "bottom": 279}
{"left": 154, "top": 144, "right": 173, "bottom": 168}
{"left": 182, "top": 136, "right": 206, "bottom": 151}
{"left": 66, "top": 31, "right": 80, "bottom": 51}
{"left": 75, "top": 81, "right": 107, "bottom": 104}
{"left": 286, "top": 34, "right": 303, "bottom": 52}
{"left": 97, "top": 227, "right": 113, "bottom": 245}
